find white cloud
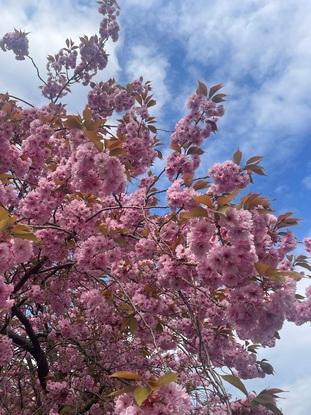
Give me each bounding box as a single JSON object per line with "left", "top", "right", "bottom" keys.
{"left": 0, "top": 0, "right": 120, "bottom": 110}
{"left": 122, "top": 0, "right": 159, "bottom": 8}
{"left": 244, "top": 321, "right": 311, "bottom": 414}
{"left": 126, "top": 45, "right": 170, "bottom": 115}
{"left": 155, "top": 0, "right": 311, "bottom": 163}
{"left": 281, "top": 376, "right": 311, "bottom": 414}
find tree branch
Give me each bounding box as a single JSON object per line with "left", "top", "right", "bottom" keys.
{"left": 11, "top": 306, "right": 49, "bottom": 390}
{"left": 13, "top": 259, "right": 46, "bottom": 294}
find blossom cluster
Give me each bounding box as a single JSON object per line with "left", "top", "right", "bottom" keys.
{"left": 208, "top": 160, "right": 250, "bottom": 194}
{"left": 166, "top": 91, "right": 224, "bottom": 181}
{"left": 1, "top": 80, "right": 309, "bottom": 415}
{"left": 0, "top": 29, "right": 29, "bottom": 60}
{"left": 0, "top": 1, "right": 120, "bottom": 100}
{"left": 114, "top": 383, "right": 192, "bottom": 415}
{"left": 88, "top": 78, "right": 145, "bottom": 119}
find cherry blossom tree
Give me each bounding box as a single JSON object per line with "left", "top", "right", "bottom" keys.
{"left": 0, "top": 1, "right": 311, "bottom": 414}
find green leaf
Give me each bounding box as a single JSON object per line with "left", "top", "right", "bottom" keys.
{"left": 255, "top": 262, "right": 271, "bottom": 276}
{"left": 158, "top": 372, "right": 177, "bottom": 386}
{"left": 59, "top": 406, "right": 75, "bottom": 415}
{"left": 179, "top": 207, "right": 208, "bottom": 220}
{"left": 216, "top": 205, "right": 229, "bottom": 215}
{"left": 133, "top": 386, "right": 151, "bottom": 407}
{"left": 11, "top": 224, "right": 39, "bottom": 242}
{"left": 109, "top": 147, "right": 126, "bottom": 157}
{"left": 0, "top": 218, "right": 10, "bottom": 231}
{"left": 147, "top": 378, "right": 160, "bottom": 390}
{"left": 109, "top": 371, "right": 141, "bottom": 381}
{"left": 0, "top": 208, "right": 15, "bottom": 232}
{"left": 221, "top": 374, "right": 248, "bottom": 396}
{"left": 107, "top": 386, "right": 136, "bottom": 398}
{"left": 0, "top": 207, "right": 10, "bottom": 221}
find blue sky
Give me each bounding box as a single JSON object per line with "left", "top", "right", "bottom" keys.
{"left": 0, "top": 0, "right": 311, "bottom": 413}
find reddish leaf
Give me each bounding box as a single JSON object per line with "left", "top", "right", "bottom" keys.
{"left": 187, "top": 146, "right": 204, "bottom": 155}
{"left": 109, "top": 371, "right": 141, "bottom": 381}
{"left": 196, "top": 80, "right": 208, "bottom": 96}
{"left": 212, "top": 93, "right": 226, "bottom": 103}
{"left": 233, "top": 149, "right": 242, "bottom": 165}
{"left": 209, "top": 83, "right": 224, "bottom": 98}
{"left": 246, "top": 155, "right": 263, "bottom": 165}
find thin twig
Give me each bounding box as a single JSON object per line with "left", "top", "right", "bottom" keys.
{"left": 86, "top": 204, "right": 169, "bottom": 223}
{"left": 27, "top": 56, "right": 47, "bottom": 86}
{"left": 8, "top": 94, "right": 34, "bottom": 108}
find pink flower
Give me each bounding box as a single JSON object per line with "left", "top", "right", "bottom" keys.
{"left": 304, "top": 237, "right": 311, "bottom": 253}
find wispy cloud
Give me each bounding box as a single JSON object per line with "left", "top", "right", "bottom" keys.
{"left": 281, "top": 376, "right": 311, "bottom": 414}
{"left": 245, "top": 321, "right": 311, "bottom": 415}
{"left": 153, "top": 0, "right": 311, "bottom": 164}
{"left": 126, "top": 45, "right": 170, "bottom": 115}
{"left": 122, "top": 0, "right": 159, "bottom": 8}
{"left": 0, "top": 0, "right": 119, "bottom": 110}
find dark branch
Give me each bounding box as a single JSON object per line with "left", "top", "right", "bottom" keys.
{"left": 13, "top": 259, "right": 46, "bottom": 294}
{"left": 8, "top": 94, "right": 35, "bottom": 108}
{"left": 12, "top": 306, "right": 49, "bottom": 390}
